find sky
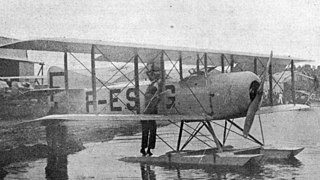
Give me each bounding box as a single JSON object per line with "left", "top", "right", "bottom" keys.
{"left": 0, "top": 0, "right": 320, "bottom": 67}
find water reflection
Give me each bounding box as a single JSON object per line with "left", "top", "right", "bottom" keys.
{"left": 140, "top": 163, "right": 156, "bottom": 180}
{"left": 266, "top": 156, "right": 302, "bottom": 167}
{"left": 0, "top": 168, "right": 8, "bottom": 179}
{"left": 260, "top": 157, "right": 302, "bottom": 179}
{"left": 42, "top": 121, "right": 144, "bottom": 180}
{"left": 139, "top": 162, "right": 263, "bottom": 180}
{"left": 46, "top": 124, "right": 67, "bottom": 154}
{"left": 45, "top": 123, "right": 69, "bottom": 180}
{"left": 45, "top": 154, "right": 68, "bottom": 180}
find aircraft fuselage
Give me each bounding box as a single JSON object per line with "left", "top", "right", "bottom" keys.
{"left": 52, "top": 71, "right": 260, "bottom": 120}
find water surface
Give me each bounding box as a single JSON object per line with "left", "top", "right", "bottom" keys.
{"left": 4, "top": 107, "right": 320, "bottom": 179}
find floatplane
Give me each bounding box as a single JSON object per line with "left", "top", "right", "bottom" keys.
{"left": 0, "top": 38, "right": 311, "bottom": 167}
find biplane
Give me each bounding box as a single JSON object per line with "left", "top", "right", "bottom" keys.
{"left": 0, "top": 38, "right": 311, "bottom": 166}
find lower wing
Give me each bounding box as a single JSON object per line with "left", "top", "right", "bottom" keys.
{"left": 19, "top": 104, "right": 310, "bottom": 126}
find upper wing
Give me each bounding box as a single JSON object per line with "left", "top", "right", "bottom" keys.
{"left": 0, "top": 38, "right": 313, "bottom": 66}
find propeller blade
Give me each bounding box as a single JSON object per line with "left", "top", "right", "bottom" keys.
{"left": 243, "top": 87, "right": 263, "bottom": 137}
{"left": 243, "top": 51, "right": 272, "bottom": 137}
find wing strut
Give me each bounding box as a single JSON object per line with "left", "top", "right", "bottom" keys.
{"left": 158, "top": 51, "right": 167, "bottom": 115}
{"left": 179, "top": 123, "right": 207, "bottom": 151}
{"left": 167, "top": 120, "right": 213, "bottom": 151}
{"left": 223, "top": 120, "right": 228, "bottom": 145}
{"left": 196, "top": 53, "right": 200, "bottom": 72}
{"left": 134, "top": 52, "right": 140, "bottom": 114}
{"left": 64, "top": 51, "right": 69, "bottom": 113}
{"left": 268, "top": 52, "right": 273, "bottom": 105}
{"left": 227, "top": 119, "right": 263, "bottom": 146}
{"left": 204, "top": 121, "right": 222, "bottom": 152}
{"left": 230, "top": 55, "right": 234, "bottom": 72}
{"left": 176, "top": 121, "right": 184, "bottom": 151}
{"left": 291, "top": 60, "right": 296, "bottom": 105}
{"left": 221, "top": 54, "right": 225, "bottom": 73}
{"left": 253, "top": 57, "right": 258, "bottom": 74}
{"left": 179, "top": 52, "right": 183, "bottom": 80}
{"left": 156, "top": 134, "right": 175, "bottom": 151}
{"left": 91, "top": 45, "right": 97, "bottom": 113}
{"left": 204, "top": 53, "right": 208, "bottom": 75}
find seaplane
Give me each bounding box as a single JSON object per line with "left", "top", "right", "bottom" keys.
{"left": 0, "top": 38, "right": 312, "bottom": 167}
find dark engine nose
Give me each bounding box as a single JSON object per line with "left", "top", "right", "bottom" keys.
{"left": 249, "top": 81, "right": 260, "bottom": 101}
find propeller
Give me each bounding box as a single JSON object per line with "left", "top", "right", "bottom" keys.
{"left": 243, "top": 51, "right": 272, "bottom": 137}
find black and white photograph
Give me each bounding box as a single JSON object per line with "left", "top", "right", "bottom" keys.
{"left": 0, "top": 0, "right": 320, "bottom": 179}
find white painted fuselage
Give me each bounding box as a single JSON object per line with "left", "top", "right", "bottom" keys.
{"left": 52, "top": 71, "right": 260, "bottom": 120}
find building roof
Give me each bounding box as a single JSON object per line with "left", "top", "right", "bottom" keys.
{"left": 0, "top": 37, "right": 42, "bottom": 64}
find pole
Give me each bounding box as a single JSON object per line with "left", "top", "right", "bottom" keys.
{"left": 91, "top": 45, "right": 97, "bottom": 113}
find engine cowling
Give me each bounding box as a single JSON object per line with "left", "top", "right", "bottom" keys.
{"left": 175, "top": 71, "right": 261, "bottom": 120}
